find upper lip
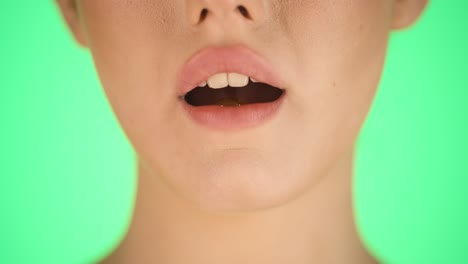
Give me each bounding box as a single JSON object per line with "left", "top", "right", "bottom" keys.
{"left": 176, "top": 45, "right": 285, "bottom": 97}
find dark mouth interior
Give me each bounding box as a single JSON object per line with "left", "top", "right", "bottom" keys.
{"left": 184, "top": 81, "right": 284, "bottom": 107}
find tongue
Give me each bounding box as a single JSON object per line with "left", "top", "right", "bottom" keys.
{"left": 216, "top": 97, "right": 241, "bottom": 106}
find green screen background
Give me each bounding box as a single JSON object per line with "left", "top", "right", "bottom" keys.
{"left": 0, "top": 1, "right": 466, "bottom": 263}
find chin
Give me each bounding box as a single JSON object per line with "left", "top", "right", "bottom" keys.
{"left": 146, "top": 147, "right": 320, "bottom": 213}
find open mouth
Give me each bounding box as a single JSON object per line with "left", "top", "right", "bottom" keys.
{"left": 184, "top": 73, "right": 285, "bottom": 107}
{"left": 177, "top": 46, "right": 286, "bottom": 130}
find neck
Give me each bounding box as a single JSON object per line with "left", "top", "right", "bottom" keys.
{"left": 101, "top": 147, "right": 378, "bottom": 264}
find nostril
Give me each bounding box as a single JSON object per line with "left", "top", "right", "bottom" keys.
{"left": 197, "top": 5, "right": 252, "bottom": 24}
{"left": 199, "top": 8, "right": 209, "bottom": 23}
{"left": 237, "top": 5, "right": 252, "bottom": 19}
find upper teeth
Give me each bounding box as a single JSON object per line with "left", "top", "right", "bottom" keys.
{"left": 199, "top": 73, "right": 254, "bottom": 89}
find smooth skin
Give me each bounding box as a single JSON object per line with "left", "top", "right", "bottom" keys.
{"left": 57, "top": 0, "right": 427, "bottom": 263}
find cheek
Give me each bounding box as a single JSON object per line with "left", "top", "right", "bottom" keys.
{"left": 269, "top": 1, "right": 393, "bottom": 166}
{"left": 78, "top": 1, "right": 189, "bottom": 143}
{"left": 282, "top": 0, "right": 392, "bottom": 123}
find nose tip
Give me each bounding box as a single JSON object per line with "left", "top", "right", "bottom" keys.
{"left": 187, "top": 0, "right": 263, "bottom": 26}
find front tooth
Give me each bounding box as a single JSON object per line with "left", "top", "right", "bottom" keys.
{"left": 250, "top": 77, "right": 259, "bottom": 83}
{"left": 228, "top": 73, "right": 249, "bottom": 87}
{"left": 207, "top": 73, "right": 229, "bottom": 89}
{"left": 198, "top": 81, "right": 207, "bottom": 87}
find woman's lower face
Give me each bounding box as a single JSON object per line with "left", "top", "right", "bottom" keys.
{"left": 75, "top": 0, "right": 393, "bottom": 211}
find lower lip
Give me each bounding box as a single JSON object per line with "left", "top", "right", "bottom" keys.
{"left": 181, "top": 95, "right": 285, "bottom": 131}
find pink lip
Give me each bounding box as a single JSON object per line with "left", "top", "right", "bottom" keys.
{"left": 177, "top": 46, "right": 284, "bottom": 96}
{"left": 177, "top": 45, "right": 286, "bottom": 131}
